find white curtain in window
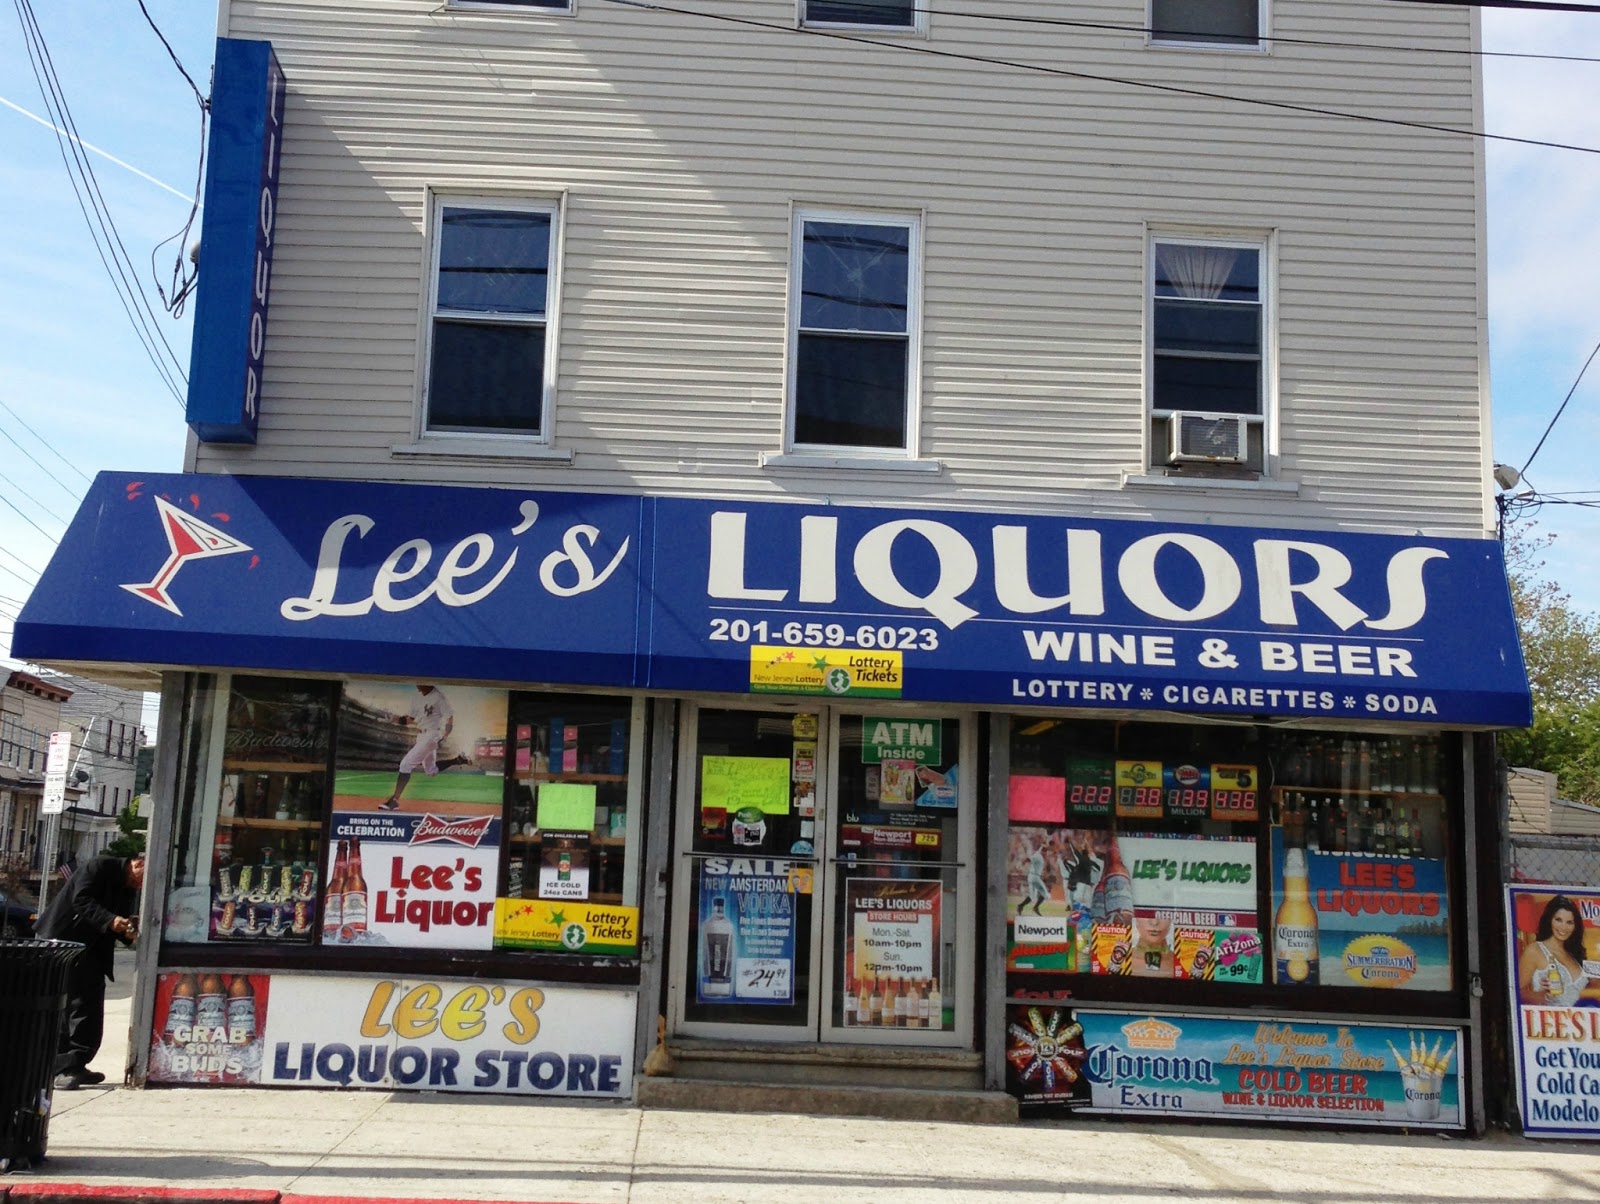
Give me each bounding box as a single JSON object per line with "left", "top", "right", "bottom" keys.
{"left": 1158, "top": 243, "right": 1239, "bottom": 300}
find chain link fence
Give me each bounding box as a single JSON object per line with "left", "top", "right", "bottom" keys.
{"left": 1508, "top": 834, "right": 1600, "bottom": 889}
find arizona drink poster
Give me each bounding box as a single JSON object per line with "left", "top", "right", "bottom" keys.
{"left": 1506, "top": 885, "right": 1600, "bottom": 1139}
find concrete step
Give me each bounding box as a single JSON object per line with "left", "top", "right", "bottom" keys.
{"left": 636, "top": 1075, "right": 1019, "bottom": 1124}
{"left": 660, "top": 1037, "right": 984, "bottom": 1090}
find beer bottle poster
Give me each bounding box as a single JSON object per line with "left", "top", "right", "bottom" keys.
{"left": 1270, "top": 829, "right": 1450, "bottom": 992}
{"left": 695, "top": 857, "right": 798, "bottom": 1005}
{"left": 538, "top": 831, "right": 590, "bottom": 900}
{"left": 322, "top": 680, "right": 508, "bottom": 951}
{"left": 148, "top": 971, "right": 272, "bottom": 1085}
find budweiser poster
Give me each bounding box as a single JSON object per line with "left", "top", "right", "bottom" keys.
{"left": 324, "top": 681, "right": 508, "bottom": 949}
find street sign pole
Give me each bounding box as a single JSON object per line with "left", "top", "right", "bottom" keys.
{"left": 38, "top": 731, "right": 71, "bottom": 913}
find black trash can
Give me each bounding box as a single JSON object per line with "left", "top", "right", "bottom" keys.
{"left": 0, "top": 938, "right": 84, "bottom": 1172}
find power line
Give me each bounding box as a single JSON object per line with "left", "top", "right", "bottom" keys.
{"left": 134, "top": 0, "right": 205, "bottom": 105}
{"left": 1521, "top": 337, "right": 1600, "bottom": 476}
{"left": 603, "top": 0, "right": 1600, "bottom": 156}
{"left": 11, "top": 0, "right": 188, "bottom": 406}
{"left": 134, "top": 0, "right": 208, "bottom": 318}
{"left": 0, "top": 489, "right": 58, "bottom": 543}
{"left": 0, "top": 398, "right": 93, "bottom": 485}
{"left": 0, "top": 422, "right": 82, "bottom": 503}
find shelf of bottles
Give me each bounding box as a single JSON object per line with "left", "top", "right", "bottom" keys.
{"left": 1273, "top": 732, "right": 1446, "bottom": 859}
{"left": 503, "top": 710, "right": 633, "bottom": 906}
{"left": 210, "top": 762, "right": 324, "bottom": 943}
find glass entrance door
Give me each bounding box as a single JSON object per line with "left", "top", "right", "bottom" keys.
{"left": 670, "top": 704, "right": 973, "bottom": 1047}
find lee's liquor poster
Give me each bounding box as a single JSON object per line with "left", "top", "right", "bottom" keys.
{"left": 325, "top": 681, "right": 506, "bottom": 949}
{"left": 1507, "top": 885, "right": 1600, "bottom": 1139}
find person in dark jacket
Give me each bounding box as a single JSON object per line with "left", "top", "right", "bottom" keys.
{"left": 35, "top": 853, "right": 144, "bottom": 1088}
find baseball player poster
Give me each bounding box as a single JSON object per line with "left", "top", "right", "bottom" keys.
{"left": 323, "top": 682, "right": 508, "bottom": 950}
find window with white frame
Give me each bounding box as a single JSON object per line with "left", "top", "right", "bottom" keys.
{"left": 790, "top": 212, "right": 919, "bottom": 452}
{"left": 424, "top": 199, "right": 556, "bottom": 436}
{"left": 1150, "top": 0, "right": 1262, "bottom": 48}
{"left": 1148, "top": 235, "right": 1267, "bottom": 471}
{"left": 802, "top": 0, "right": 917, "bottom": 30}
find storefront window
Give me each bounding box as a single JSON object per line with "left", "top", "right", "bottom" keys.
{"left": 1005, "top": 719, "right": 1454, "bottom": 999}
{"left": 162, "top": 674, "right": 644, "bottom": 962}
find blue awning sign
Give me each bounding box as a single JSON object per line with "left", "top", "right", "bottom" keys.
{"left": 13, "top": 473, "right": 1531, "bottom": 728}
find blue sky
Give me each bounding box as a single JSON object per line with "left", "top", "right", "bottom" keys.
{"left": 1, "top": 2, "right": 1597, "bottom": 684}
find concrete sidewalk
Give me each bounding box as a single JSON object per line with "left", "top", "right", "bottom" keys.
{"left": 7, "top": 953, "right": 1599, "bottom": 1203}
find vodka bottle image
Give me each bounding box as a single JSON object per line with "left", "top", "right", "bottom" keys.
{"left": 1274, "top": 847, "right": 1319, "bottom": 985}
{"left": 701, "top": 896, "right": 734, "bottom": 997}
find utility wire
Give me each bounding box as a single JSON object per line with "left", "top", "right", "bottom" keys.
{"left": 0, "top": 479, "right": 67, "bottom": 528}
{"left": 135, "top": 0, "right": 208, "bottom": 317}
{"left": 12, "top": 0, "right": 188, "bottom": 405}
{"left": 0, "top": 422, "right": 84, "bottom": 502}
{"left": 0, "top": 489, "right": 59, "bottom": 543}
{"left": 134, "top": 0, "right": 204, "bottom": 104}
{"left": 0, "top": 398, "right": 94, "bottom": 485}
{"left": 604, "top": 0, "right": 1600, "bottom": 155}
{"left": 1521, "top": 337, "right": 1600, "bottom": 476}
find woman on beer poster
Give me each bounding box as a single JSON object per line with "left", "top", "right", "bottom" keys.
{"left": 1517, "top": 894, "right": 1592, "bottom": 1006}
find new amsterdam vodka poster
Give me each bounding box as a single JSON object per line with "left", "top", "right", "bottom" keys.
{"left": 696, "top": 857, "right": 798, "bottom": 1005}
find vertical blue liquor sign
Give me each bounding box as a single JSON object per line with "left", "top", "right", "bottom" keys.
{"left": 187, "top": 38, "right": 287, "bottom": 443}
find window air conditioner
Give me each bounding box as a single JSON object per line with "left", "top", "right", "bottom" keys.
{"left": 1165, "top": 412, "right": 1248, "bottom": 465}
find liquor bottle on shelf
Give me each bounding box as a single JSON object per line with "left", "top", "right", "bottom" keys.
{"left": 1421, "top": 741, "right": 1440, "bottom": 794}
{"left": 1306, "top": 799, "right": 1322, "bottom": 853}
{"left": 1357, "top": 799, "right": 1373, "bottom": 853}
{"left": 1411, "top": 808, "right": 1426, "bottom": 857}
{"left": 1372, "top": 802, "right": 1389, "bottom": 855}
{"left": 1395, "top": 807, "right": 1413, "bottom": 857}
{"left": 1332, "top": 798, "right": 1349, "bottom": 853}
{"left": 1357, "top": 740, "right": 1373, "bottom": 792}
{"left": 1375, "top": 740, "right": 1393, "bottom": 793}
{"left": 1407, "top": 738, "right": 1425, "bottom": 794}
{"left": 1339, "top": 737, "right": 1356, "bottom": 794}
{"left": 322, "top": 839, "right": 348, "bottom": 940}
{"left": 342, "top": 837, "right": 369, "bottom": 940}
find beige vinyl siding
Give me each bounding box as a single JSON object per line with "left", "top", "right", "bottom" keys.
{"left": 203, "top": 0, "right": 1491, "bottom": 537}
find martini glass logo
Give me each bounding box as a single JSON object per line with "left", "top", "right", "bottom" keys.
{"left": 122, "top": 495, "right": 253, "bottom": 616}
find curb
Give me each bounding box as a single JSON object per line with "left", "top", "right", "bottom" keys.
{"left": 0, "top": 1191, "right": 579, "bottom": 1204}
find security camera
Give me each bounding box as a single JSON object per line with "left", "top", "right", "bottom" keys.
{"left": 1493, "top": 464, "right": 1521, "bottom": 492}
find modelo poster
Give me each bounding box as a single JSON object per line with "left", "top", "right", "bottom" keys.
{"left": 1006, "top": 1006, "right": 1463, "bottom": 1128}
{"left": 696, "top": 857, "right": 799, "bottom": 1005}
{"left": 1271, "top": 829, "right": 1450, "bottom": 991}
{"left": 1506, "top": 885, "right": 1600, "bottom": 1139}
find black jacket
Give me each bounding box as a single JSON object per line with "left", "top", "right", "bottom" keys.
{"left": 36, "top": 854, "right": 137, "bottom": 979}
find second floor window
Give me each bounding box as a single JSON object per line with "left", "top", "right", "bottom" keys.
{"left": 424, "top": 200, "right": 556, "bottom": 437}
{"left": 1151, "top": 0, "right": 1262, "bottom": 48}
{"left": 790, "top": 213, "right": 919, "bottom": 452}
{"left": 803, "top": 1, "right": 917, "bottom": 29}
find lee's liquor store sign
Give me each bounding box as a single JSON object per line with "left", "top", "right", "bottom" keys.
{"left": 14, "top": 472, "right": 1530, "bottom": 727}
{"left": 149, "top": 971, "right": 635, "bottom": 1097}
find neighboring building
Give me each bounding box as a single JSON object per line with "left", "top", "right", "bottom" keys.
{"left": 0, "top": 670, "right": 72, "bottom": 882}
{"left": 55, "top": 671, "right": 145, "bottom": 864}
{"left": 15, "top": 1, "right": 1532, "bottom": 1135}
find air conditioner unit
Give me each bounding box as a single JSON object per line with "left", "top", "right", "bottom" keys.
{"left": 1165, "top": 412, "right": 1248, "bottom": 465}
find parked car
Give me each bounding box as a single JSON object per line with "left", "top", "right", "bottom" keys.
{"left": 0, "top": 889, "right": 38, "bottom": 938}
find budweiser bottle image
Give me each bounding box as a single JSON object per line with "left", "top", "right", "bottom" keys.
{"left": 196, "top": 973, "right": 227, "bottom": 1032}
{"left": 1275, "top": 847, "right": 1320, "bottom": 985}
{"left": 341, "top": 836, "right": 369, "bottom": 940}
{"left": 164, "top": 973, "right": 198, "bottom": 1043}
{"left": 700, "top": 896, "right": 734, "bottom": 997}
{"left": 226, "top": 976, "right": 257, "bottom": 1044}
{"left": 322, "top": 838, "right": 348, "bottom": 940}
